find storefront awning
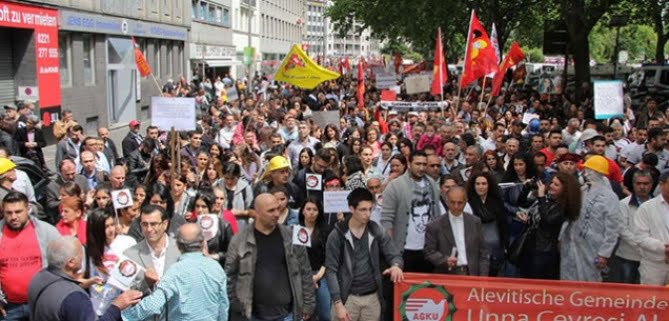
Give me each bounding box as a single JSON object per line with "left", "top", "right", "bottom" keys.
{"left": 201, "top": 60, "right": 241, "bottom": 67}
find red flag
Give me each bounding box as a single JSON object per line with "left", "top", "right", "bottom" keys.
{"left": 460, "top": 11, "right": 499, "bottom": 88}
{"left": 380, "top": 90, "right": 397, "bottom": 101}
{"left": 357, "top": 57, "right": 365, "bottom": 109}
{"left": 131, "top": 37, "right": 151, "bottom": 77}
{"left": 393, "top": 52, "right": 403, "bottom": 74}
{"left": 431, "top": 27, "right": 448, "bottom": 97}
{"left": 492, "top": 41, "right": 525, "bottom": 96}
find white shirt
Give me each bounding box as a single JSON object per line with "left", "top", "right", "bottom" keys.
{"left": 149, "top": 236, "right": 169, "bottom": 277}
{"left": 448, "top": 212, "right": 468, "bottom": 266}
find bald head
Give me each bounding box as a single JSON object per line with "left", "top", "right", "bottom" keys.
{"left": 254, "top": 193, "right": 280, "bottom": 232}
{"left": 109, "top": 165, "right": 126, "bottom": 189}
{"left": 254, "top": 193, "right": 277, "bottom": 212}
{"left": 446, "top": 186, "right": 467, "bottom": 216}
{"left": 176, "top": 223, "right": 204, "bottom": 253}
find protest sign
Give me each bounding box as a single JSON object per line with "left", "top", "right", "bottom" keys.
{"left": 150, "top": 97, "right": 196, "bottom": 131}
{"left": 292, "top": 225, "right": 311, "bottom": 247}
{"left": 311, "top": 111, "right": 340, "bottom": 130}
{"left": 405, "top": 74, "right": 432, "bottom": 94}
{"left": 395, "top": 273, "right": 669, "bottom": 321}
{"left": 306, "top": 173, "right": 322, "bottom": 191}
{"left": 111, "top": 189, "right": 133, "bottom": 211}
{"left": 324, "top": 190, "right": 351, "bottom": 213}
{"left": 198, "top": 214, "right": 220, "bottom": 241}
{"left": 227, "top": 86, "right": 239, "bottom": 102}
{"left": 376, "top": 73, "right": 398, "bottom": 89}
{"left": 522, "top": 112, "right": 540, "bottom": 124}
{"left": 594, "top": 80, "right": 624, "bottom": 120}
{"left": 108, "top": 256, "right": 144, "bottom": 291}
{"left": 381, "top": 90, "right": 397, "bottom": 101}
{"left": 380, "top": 101, "right": 447, "bottom": 112}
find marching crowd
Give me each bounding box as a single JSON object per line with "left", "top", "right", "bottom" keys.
{"left": 0, "top": 72, "right": 668, "bottom": 321}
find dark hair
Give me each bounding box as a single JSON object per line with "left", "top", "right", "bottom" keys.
{"left": 548, "top": 129, "right": 562, "bottom": 137}
{"left": 347, "top": 187, "right": 374, "bottom": 208}
{"left": 466, "top": 171, "right": 502, "bottom": 201}
{"left": 648, "top": 127, "right": 664, "bottom": 142}
{"left": 298, "top": 196, "right": 325, "bottom": 231}
{"left": 398, "top": 138, "right": 414, "bottom": 153}
{"left": 60, "top": 181, "right": 82, "bottom": 198}
{"left": 140, "top": 204, "right": 169, "bottom": 222}
{"left": 222, "top": 162, "right": 242, "bottom": 177}
{"left": 70, "top": 125, "right": 83, "bottom": 133}
{"left": 141, "top": 184, "right": 174, "bottom": 219}
{"left": 2, "top": 191, "right": 28, "bottom": 206}
{"left": 324, "top": 124, "right": 339, "bottom": 141}
{"left": 503, "top": 153, "right": 536, "bottom": 183}
{"left": 343, "top": 155, "right": 364, "bottom": 176}
{"left": 298, "top": 147, "right": 314, "bottom": 170}
{"left": 642, "top": 152, "right": 659, "bottom": 167}
{"left": 552, "top": 172, "right": 582, "bottom": 221}
{"left": 269, "top": 184, "right": 289, "bottom": 197}
{"left": 141, "top": 138, "right": 157, "bottom": 151}
{"left": 189, "top": 191, "right": 215, "bottom": 213}
{"left": 86, "top": 208, "right": 114, "bottom": 272}
{"left": 389, "top": 154, "right": 407, "bottom": 172}
{"left": 409, "top": 150, "right": 428, "bottom": 163}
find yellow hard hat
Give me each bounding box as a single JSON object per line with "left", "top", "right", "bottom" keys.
{"left": 0, "top": 158, "right": 16, "bottom": 176}
{"left": 583, "top": 155, "right": 609, "bottom": 176}
{"left": 266, "top": 156, "right": 290, "bottom": 173}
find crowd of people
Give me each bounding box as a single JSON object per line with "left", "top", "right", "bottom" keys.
{"left": 0, "top": 71, "right": 668, "bottom": 321}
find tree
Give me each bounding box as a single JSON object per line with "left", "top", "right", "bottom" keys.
{"left": 558, "top": 0, "right": 623, "bottom": 101}
{"left": 622, "top": 0, "right": 668, "bottom": 63}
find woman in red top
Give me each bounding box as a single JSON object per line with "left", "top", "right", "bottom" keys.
{"left": 56, "top": 196, "right": 87, "bottom": 244}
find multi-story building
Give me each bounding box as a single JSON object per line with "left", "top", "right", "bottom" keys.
{"left": 326, "top": 20, "right": 376, "bottom": 58}
{"left": 258, "top": 0, "right": 304, "bottom": 61}
{"left": 190, "top": 0, "right": 237, "bottom": 81}
{"left": 0, "top": 0, "right": 190, "bottom": 142}
{"left": 230, "top": 0, "right": 260, "bottom": 79}
{"left": 306, "top": 0, "right": 326, "bottom": 58}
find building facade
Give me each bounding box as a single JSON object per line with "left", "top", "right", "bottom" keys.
{"left": 2, "top": 0, "right": 191, "bottom": 142}
{"left": 258, "top": 0, "right": 304, "bottom": 61}
{"left": 190, "top": 0, "right": 237, "bottom": 81}
{"left": 305, "top": 0, "right": 326, "bottom": 58}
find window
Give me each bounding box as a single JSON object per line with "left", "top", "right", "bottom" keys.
{"left": 83, "top": 34, "right": 95, "bottom": 85}
{"left": 58, "top": 32, "right": 72, "bottom": 87}
{"left": 223, "top": 8, "right": 230, "bottom": 26}
{"left": 215, "top": 7, "right": 222, "bottom": 23}
{"left": 199, "top": 1, "right": 207, "bottom": 20}
{"left": 208, "top": 4, "right": 216, "bottom": 23}
{"left": 191, "top": 0, "right": 198, "bottom": 18}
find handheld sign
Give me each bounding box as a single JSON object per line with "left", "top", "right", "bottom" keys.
{"left": 306, "top": 174, "right": 322, "bottom": 191}
{"left": 111, "top": 189, "right": 134, "bottom": 211}
{"left": 150, "top": 97, "right": 196, "bottom": 131}
{"left": 323, "top": 190, "right": 351, "bottom": 213}
{"left": 107, "top": 256, "right": 144, "bottom": 291}
{"left": 198, "top": 214, "right": 220, "bottom": 241}
{"left": 292, "top": 225, "right": 311, "bottom": 247}
{"left": 594, "top": 80, "right": 624, "bottom": 120}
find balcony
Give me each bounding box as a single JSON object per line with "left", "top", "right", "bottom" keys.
{"left": 241, "top": 0, "right": 256, "bottom": 7}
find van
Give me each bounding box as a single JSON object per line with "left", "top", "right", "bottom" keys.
{"left": 628, "top": 64, "right": 669, "bottom": 107}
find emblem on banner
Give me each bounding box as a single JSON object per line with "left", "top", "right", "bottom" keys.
{"left": 401, "top": 282, "right": 456, "bottom": 321}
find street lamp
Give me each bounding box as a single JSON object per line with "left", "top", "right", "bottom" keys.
{"left": 609, "top": 15, "right": 628, "bottom": 79}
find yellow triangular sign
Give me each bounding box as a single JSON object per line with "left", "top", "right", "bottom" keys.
{"left": 274, "top": 45, "right": 340, "bottom": 89}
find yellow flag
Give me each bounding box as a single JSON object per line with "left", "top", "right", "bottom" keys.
{"left": 274, "top": 45, "right": 340, "bottom": 89}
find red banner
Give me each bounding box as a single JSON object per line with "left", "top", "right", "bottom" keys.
{"left": 134, "top": 48, "right": 152, "bottom": 77}
{"left": 395, "top": 273, "right": 669, "bottom": 321}
{"left": 0, "top": 1, "right": 60, "bottom": 108}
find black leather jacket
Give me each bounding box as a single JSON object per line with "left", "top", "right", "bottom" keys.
{"left": 526, "top": 196, "right": 565, "bottom": 253}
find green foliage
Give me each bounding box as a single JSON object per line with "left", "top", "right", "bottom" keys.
{"left": 525, "top": 48, "right": 545, "bottom": 62}
{"left": 589, "top": 22, "right": 657, "bottom": 63}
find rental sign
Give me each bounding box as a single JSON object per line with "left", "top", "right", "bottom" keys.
{"left": 395, "top": 274, "right": 668, "bottom": 321}
{"left": 0, "top": 1, "right": 60, "bottom": 107}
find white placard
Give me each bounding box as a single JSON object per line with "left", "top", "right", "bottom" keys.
{"left": 405, "top": 74, "right": 432, "bottom": 94}
{"left": 292, "top": 225, "right": 311, "bottom": 247}
{"left": 376, "top": 73, "right": 397, "bottom": 89}
{"left": 521, "top": 112, "right": 539, "bottom": 124}
{"left": 111, "top": 188, "right": 134, "bottom": 211}
{"left": 227, "top": 86, "right": 239, "bottom": 102}
{"left": 323, "top": 190, "right": 351, "bottom": 213}
{"left": 17, "top": 86, "right": 39, "bottom": 101}
{"left": 306, "top": 173, "right": 322, "bottom": 191}
{"left": 107, "top": 256, "right": 144, "bottom": 291}
{"left": 198, "top": 214, "right": 219, "bottom": 241}
{"left": 594, "top": 80, "right": 624, "bottom": 120}
{"left": 311, "top": 111, "right": 340, "bottom": 130}
{"left": 150, "top": 97, "right": 196, "bottom": 131}
{"left": 390, "top": 85, "right": 401, "bottom": 94}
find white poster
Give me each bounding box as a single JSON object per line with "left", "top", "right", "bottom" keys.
{"left": 198, "top": 214, "right": 219, "bottom": 241}
{"left": 594, "top": 80, "right": 624, "bottom": 120}
{"left": 107, "top": 256, "right": 144, "bottom": 291}
{"left": 405, "top": 74, "right": 432, "bottom": 94}
{"left": 150, "top": 97, "right": 196, "bottom": 131}
{"left": 111, "top": 188, "right": 134, "bottom": 211}
{"left": 227, "top": 86, "right": 239, "bottom": 102}
{"left": 323, "top": 190, "right": 351, "bottom": 213}
{"left": 311, "top": 111, "right": 340, "bottom": 130}
{"left": 292, "top": 225, "right": 311, "bottom": 247}
{"left": 305, "top": 173, "right": 322, "bottom": 191}
{"left": 522, "top": 112, "right": 539, "bottom": 124}
{"left": 379, "top": 101, "right": 447, "bottom": 111}
{"left": 376, "top": 73, "right": 397, "bottom": 89}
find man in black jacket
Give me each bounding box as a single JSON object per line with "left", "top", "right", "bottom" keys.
{"left": 14, "top": 115, "right": 46, "bottom": 170}
{"left": 121, "top": 120, "right": 143, "bottom": 158}
{"left": 325, "top": 188, "right": 403, "bottom": 321}
{"left": 126, "top": 138, "right": 155, "bottom": 188}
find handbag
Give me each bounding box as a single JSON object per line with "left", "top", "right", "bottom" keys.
{"left": 507, "top": 204, "right": 541, "bottom": 265}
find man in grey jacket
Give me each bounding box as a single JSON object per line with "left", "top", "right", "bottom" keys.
{"left": 381, "top": 150, "right": 441, "bottom": 273}
{"left": 225, "top": 193, "right": 315, "bottom": 321}
{"left": 326, "top": 188, "right": 403, "bottom": 321}
{"left": 0, "top": 191, "right": 61, "bottom": 321}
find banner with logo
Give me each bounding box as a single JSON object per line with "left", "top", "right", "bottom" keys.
{"left": 395, "top": 273, "right": 669, "bottom": 321}
{"left": 380, "top": 101, "right": 447, "bottom": 111}
{"left": 274, "top": 44, "right": 340, "bottom": 89}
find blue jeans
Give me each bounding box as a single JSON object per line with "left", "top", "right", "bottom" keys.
{"left": 251, "top": 312, "right": 294, "bottom": 321}
{"left": 0, "top": 303, "right": 29, "bottom": 321}
{"left": 316, "top": 278, "right": 331, "bottom": 321}
{"left": 607, "top": 255, "right": 640, "bottom": 284}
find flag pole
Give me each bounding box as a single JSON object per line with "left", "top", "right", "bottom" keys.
{"left": 479, "top": 77, "right": 487, "bottom": 104}
{"left": 149, "top": 73, "right": 164, "bottom": 96}
{"left": 458, "top": 10, "right": 475, "bottom": 113}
